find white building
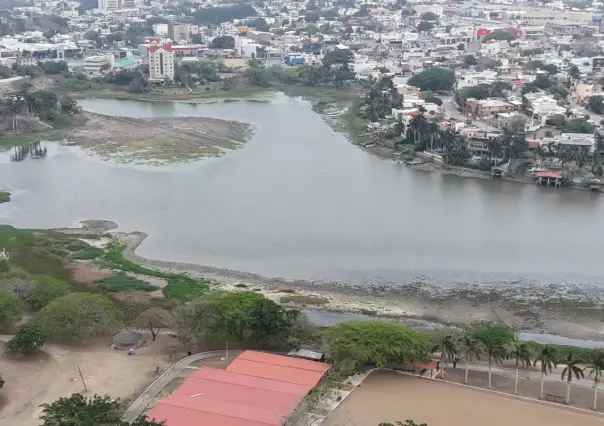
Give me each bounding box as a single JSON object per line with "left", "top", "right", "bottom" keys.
{"left": 84, "top": 55, "right": 109, "bottom": 73}
{"left": 148, "top": 44, "right": 174, "bottom": 81}
{"left": 542, "top": 133, "right": 596, "bottom": 152}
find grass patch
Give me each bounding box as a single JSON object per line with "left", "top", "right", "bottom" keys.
{"left": 71, "top": 247, "right": 104, "bottom": 260}
{"left": 46, "top": 114, "right": 87, "bottom": 130}
{"left": 0, "top": 191, "right": 10, "bottom": 204}
{"left": 0, "top": 133, "right": 40, "bottom": 148}
{"left": 341, "top": 98, "right": 365, "bottom": 141}
{"left": 98, "top": 242, "right": 212, "bottom": 301}
{"left": 0, "top": 226, "right": 70, "bottom": 281}
{"left": 94, "top": 272, "right": 159, "bottom": 293}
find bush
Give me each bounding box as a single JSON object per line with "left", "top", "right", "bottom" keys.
{"left": 476, "top": 156, "right": 491, "bottom": 171}
{"left": 94, "top": 272, "right": 159, "bottom": 293}
{"left": 65, "top": 240, "right": 92, "bottom": 252}
{"left": 5, "top": 322, "right": 47, "bottom": 354}
{"left": 71, "top": 247, "right": 104, "bottom": 260}
{"left": 28, "top": 276, "right": 70, "bottom": 309}
{"left": 423, "top": 95, "right": 442, "bottom": 106}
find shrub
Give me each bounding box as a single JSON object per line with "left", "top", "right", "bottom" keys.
{"left": 94, "top": 272, "right": 159, "bottom": 293}
{"left": 71, "top": 247, "right": 104, "bottom": 260}
{"left": 28, "top": 276, "right": 70, "bottom": 309}
{"left": 5, "top": 322, "right": 47, "bottom": 354}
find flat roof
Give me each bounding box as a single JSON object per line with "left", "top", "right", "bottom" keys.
{"left": 146, "top": 351, "right": 331, "bottom": 426}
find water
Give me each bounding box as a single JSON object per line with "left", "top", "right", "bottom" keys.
{"left": 2, "top": 96, "right": 604, "bottom": 290}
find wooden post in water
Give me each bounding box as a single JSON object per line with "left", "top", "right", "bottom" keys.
{"left": 77, "top": 365, "right": 88, "bottom": 392}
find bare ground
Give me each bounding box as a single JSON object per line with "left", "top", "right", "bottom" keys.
{"left": 61, "top": 112, "right": 252, "bottom": 164}
{"left": 0, "top": 333, "right": 184, "bottom": 426}
{"left": 322, "top": 370, "right": 604, "bottom": 426}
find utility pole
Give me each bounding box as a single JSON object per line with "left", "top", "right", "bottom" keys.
{"left": 77, "top": 365, "right": 88, "bottom": 392}
{"left": 225, "top": 342, "right": 229, "bottom": 365}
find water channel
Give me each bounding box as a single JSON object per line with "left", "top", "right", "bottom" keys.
{"left": 1, "top": 95, "right": 604, "bottom": 291}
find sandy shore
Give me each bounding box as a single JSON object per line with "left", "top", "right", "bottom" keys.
{"left": 59, "top": 112, "right": 252, "bottom": 164}
{"left": 100, "top": 229, "right": 604, "bottom": 341}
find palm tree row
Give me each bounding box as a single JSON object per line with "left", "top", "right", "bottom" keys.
{"left": 432, "top": 327, "right": 604, "bottom": 410}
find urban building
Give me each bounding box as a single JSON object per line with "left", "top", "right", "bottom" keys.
{"left": 84, "top": 55, "right": 109, "bottom": 73}
{"left": 148, "top": 44, "right": 174, "bottom": 81}
{"left": 168, "top": 23, "right": 190, "bottom": 43}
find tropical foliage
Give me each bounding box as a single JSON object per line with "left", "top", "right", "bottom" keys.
{"left": 324, "top": 321, "right": 432, "bottom": 374}
{"left": 5, "top": 322, "right": 47, "bottom": 355}
{"left": 408, "top": 68, "right": 456, "bottom": 92}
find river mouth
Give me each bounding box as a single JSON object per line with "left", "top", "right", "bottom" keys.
{"left": 1, "top": 96, "right": 604, "bottom": 339}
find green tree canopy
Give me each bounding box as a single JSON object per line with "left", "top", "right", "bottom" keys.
{"left": 485, "top": 30, "right": 515, "bottom": 41}
{"left": 208, "top": 291, "right": 265, "bottom": 343}
{"left": 5, "top": 322, "right": 47, "bottom": 354}
{"left": 564, "top": 118, "right": 595, "bottom": 133}
{"left": 408, "top": 68, "right": 456, "bottom": 92}
{"left": 38, "top": 293, "right": 123, "bottom": 339}
{"left": 322, "top": 48, "right": 354, "bottom": 67}
{"left": 0, "top": 288, "right": 21, "bottom": 329}
{"left": 423, "top": 95, "right": 442, "bottom": 106}
{"left": 420, "top": 11, "right": 438, "bottom": 20}
{"left": 39, "top": 393, "right": 164, "bottom": 426}
{"left": 588, "top": 95, "right": 604, "bottom": 115}
{"left": 324, "top": 321, "right": 431, "bottom": 372}
{"left": 28, "top": 276, "right": 70, "bottom": 309}
{"left": 210, "top": 35, "right": 235, "bottom": 49}
{"left": 417, "top": 21, "right": 434, "bottom": 32}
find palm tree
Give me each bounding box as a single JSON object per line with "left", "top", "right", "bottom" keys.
{"left": 480, "top": 336, "right": 507, "bottom": 389}
{"left": 458, "top": 335, "right": 483, "bottom": 384}
{"left": 432, "top": 330, "right": 457, "bottom": 379}
{"left": 561, "top": 351, "right": 585, "bottom": 404}
{"left": 509, "top": 342, "right": 533, "bottom": 395}
{"left": 585, "top": 349, "right": 604, "bottom": 410}
{"left": 534, "top": 345, "right": 557, "bottom": 400}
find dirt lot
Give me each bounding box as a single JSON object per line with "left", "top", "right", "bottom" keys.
{"left": 63, "top": 112, "right": 252, "bottom": 164}
{"left": 0, "top": 333, "right": 182, "bottom": 426}
{"left": 322, "top": 370, "right": 603, "bottom": 426}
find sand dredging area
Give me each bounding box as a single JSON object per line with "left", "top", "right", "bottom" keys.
{"left": 98, "top": 227, "right": 604, "bottom": 341}
{"left": 61, "top": 112, "right": 252, "bottom": 164}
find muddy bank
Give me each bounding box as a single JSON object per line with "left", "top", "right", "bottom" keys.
{"left": 60, "top": 112, "right": 252, "bottom": 164}
{"left": 114, "top": 231, "right": 604, "bottom": 341}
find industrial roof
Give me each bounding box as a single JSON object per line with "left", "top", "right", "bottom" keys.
{"left": 146, "top": 351, "right": 331, "bottom": 426}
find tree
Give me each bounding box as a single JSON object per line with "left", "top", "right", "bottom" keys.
{"left": 37, "top": 293, "right": 123, "bottom": 339}
{"left": 509, "top": 342, "right": 532, "bottom": 395}
{"left": 39, "top": 393, "right": 164, "bottom": 426}
{"left": 561, "top": 351, "right": 585, "bottom": 404}
{"left": 0, "top": 288, "right": 21, "bottom": 329}
{"left": 28, "top": 276, "right": 70, "bottom": 309}
{"left": 588, "top": 96, "right": 604, "bottom": 115}
{"left": 167, "top": 301, "right": 211, "bottom": 351}
{"left": 324, "top": 321, "right": 431, "bottom": 374}
{"left": 458, "top": 334, "right": 483, "bottom": 384}
{"left": 208, "top": 291, "right": 265, "bottom": 343}
{"left": 431, "top": 329, "right": 457, "bottom": 378}
{"left": 322, "top": 49, "right": 354, "bottom": 67}
{"left": 457, "top": 43, "right": 465, "bottom": 51}
{"left": 534, "top": 345, "right": 557, "bottom": 400}
{"left": 247, "top": 298, "right": 295, "bottom": 344}
{"left": 585, "top": 350, "right": 604, "bottom": 410}
{"left": 408, "top": 68, "right": 456, "bottom": 92}
{"left": 463, "top": 55, "right": 477, "bottom": 66}
{"left": 423, "top": 96, "right": 442, "bottom": 106}
{"left": 564, "top": 118, "right": 595, "bottom": 134}
{"left": 486, "top": 30, "right": 515, "bottom": 41}
{"left": 210, "top": 36, "right": 235, "bottom": 49}
{"left": 417, "top": 21, "right": 434, "bottom": 32}
{"left": 60, "top": 96, "right": 77, "bottom": 114}
{"left": 420, "top": 11, "right": 438, "bottom": 20}
{"left": 5, "top": 322, "right": 47, "bottom": 355}
{"left": 569, "top": 65, "right": 581, "bottom": 81}
{"left": 470, "top": 322, "right": 515, "bottom": 389}
{"left": 134, "top": 308, "right": 170, "bottom": 341}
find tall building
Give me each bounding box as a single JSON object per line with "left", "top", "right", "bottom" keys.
{"left": 148, "top": 44, "right": 174, "bottom": 81}
{"left": 167, "top": 23, "right": 190, "bottom": 43}
{"left": 97, "top": 0, "right": 119, "bottom": 11}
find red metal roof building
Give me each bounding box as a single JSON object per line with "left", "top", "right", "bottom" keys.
{"left": 146, "top": 351, "right": 331, "bottom": 426}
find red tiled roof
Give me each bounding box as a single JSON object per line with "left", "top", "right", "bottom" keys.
{"left": 148, "top": 43, "right": 173, "bottom": 53}
{"left": 146, "top": 351, "right": 331, "bottom": 426}
{"left": 536, "top": 171, "right": 562, "bottom": 179}
{"left": 527, "top": 140, "right": 540, "bottom": 149}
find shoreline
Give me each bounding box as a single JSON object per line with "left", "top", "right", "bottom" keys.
{"left": 87, "top": 225, "right": 604, "bottom": 342}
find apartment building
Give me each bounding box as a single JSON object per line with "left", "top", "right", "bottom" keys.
{"left": 148, "top": 44, "right": 174, "bottom": 81}
{"left": 465, "top": 98, "right": 516, "bottom": 117}
{"left": 168, "top": 23, "right": 190, "bottom": 43}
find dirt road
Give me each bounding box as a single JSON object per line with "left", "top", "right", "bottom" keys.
{"left": 0, "top": 334, "right": 180, "bottom": 426}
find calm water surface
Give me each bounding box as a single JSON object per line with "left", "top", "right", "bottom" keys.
{"left": 1, "top": 96, "right": 603, "bottom": 288}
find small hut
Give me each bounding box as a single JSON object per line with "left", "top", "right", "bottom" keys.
{"left": 111, "top": 330, "right": 143, "bottom": 350}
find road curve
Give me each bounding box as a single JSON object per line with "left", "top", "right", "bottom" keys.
{"left": 121, "top": 350, "right": 227, "bottom": 423}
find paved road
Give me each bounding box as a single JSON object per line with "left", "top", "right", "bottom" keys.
{"left": 121, "top": 350, "right": 227, "bottom": 424}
